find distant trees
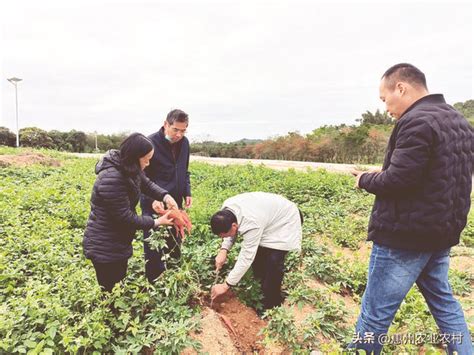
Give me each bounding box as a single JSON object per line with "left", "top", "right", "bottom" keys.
{"left": 66, "top": 130, "right": 87, "bottom": 152}
{"left": 48, "top": 130, "right": 72, "bottom": 151}
{"left": 0, "top": 127, "right": 16, "bottom": 146}
{"left": 191, "top": 100, "right": 470, "bottom": 164}
{"left": 356, "top": 109, "right": 393, "bottom": 125}
{"left": 0, "top": 127, "right": 128, "bottom": 152}
{"left": 20, "top": 127, "right": 54, "bottom": 148}
{"left": 190, "top": 140, "right": 257, "bottom": 158}
{"left": 454, "top": 100, "right": 474, "bottom": 125}
{"left": 191, "top": 109, "right": 395, "bottom": 164}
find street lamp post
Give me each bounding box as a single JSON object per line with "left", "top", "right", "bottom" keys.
{"left": 7, "top": 77, "right": 23, "bottom": 147}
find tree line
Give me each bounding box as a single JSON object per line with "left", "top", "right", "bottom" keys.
{"left": 0, "top": 127, "right": 129, "bottom": 153}
{"left": 1, "top": 100, "right": 472, "bottom": 164}
{"left": 191, "top": 110, "right": 394, "bottom": 164}
{"left": 192, "top": 101, "right": 473, "bottom": 164}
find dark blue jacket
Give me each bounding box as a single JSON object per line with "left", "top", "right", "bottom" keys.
{"left": 141, "top": 127, "right": 191, "bottom": 212}
{"left": 359, "top": 94, "right": 473, "bottom": 251}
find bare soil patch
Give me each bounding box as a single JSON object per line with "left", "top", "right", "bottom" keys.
{"left": 182, "top": 307, "right": 237, "bottom": 354}
{"left": 183, "top": 291, "right": 287, "bottom": 353}
{"left": 0, "top": 153, "right": 61, "bottom": 167}
{"left": 208, "top": 292, "right": 267, "bottom": 353}
{"left": 450, "top": 255, "right": 474, "bottom": 275}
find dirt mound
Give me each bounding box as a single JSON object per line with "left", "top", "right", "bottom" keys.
{"left": 0, "top": 153, "right": 61, "bottom": 167}
{"left": 211, "top": 292, "right": 267, "bottom": 352}
{"left": 183, "top": 292, "right": 287, "bottom": 354}
{"left": 182, "top": 308, "right": 237, "bottom": 354}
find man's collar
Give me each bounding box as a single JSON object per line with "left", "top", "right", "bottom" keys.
{"left": 401, "top": 94, "right": 445, "bottom": 118}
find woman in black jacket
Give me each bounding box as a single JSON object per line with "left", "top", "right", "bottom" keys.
{"left": 83, "top": 133, "right": 178, "bottom": 291}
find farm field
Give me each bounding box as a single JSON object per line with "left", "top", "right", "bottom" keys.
{"left": 0, "top": 148, "right": 472, "bottom": 354}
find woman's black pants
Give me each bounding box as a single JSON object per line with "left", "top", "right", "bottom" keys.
{"left": 92, "top": 259, "right": 128, "bottom": 292}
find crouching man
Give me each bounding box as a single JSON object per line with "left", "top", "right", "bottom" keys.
{"left": 210, "top": 192, "right": 303, "bottom": 311}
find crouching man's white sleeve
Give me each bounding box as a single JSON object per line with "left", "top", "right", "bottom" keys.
{"left": 221, "top": 236, "right": 235, "bottom": 251}
{"left": 226, "top": 227, "right": 263, "bottom": 286}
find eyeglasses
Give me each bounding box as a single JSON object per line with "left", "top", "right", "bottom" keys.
{"left": 171, "top": 127, "right": 187, "bottom": 134}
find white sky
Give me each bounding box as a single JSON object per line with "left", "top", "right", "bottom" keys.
{"left": 1, "top": 0, "right": 472, "bottom": 142}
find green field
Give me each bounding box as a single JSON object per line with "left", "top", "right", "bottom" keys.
{"left": 0, "top": 148, "right": 472, "bottom": 354}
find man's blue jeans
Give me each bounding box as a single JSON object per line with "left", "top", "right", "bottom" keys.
{"left": 349, "top": 243, "right": 472, "bottom": 354}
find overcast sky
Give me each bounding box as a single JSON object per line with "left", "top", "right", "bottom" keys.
{"left": 1, "top": 1, "right": 472, "bottom": 142}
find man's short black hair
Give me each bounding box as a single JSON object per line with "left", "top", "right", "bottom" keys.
{"left": 210, "top": 209, "right": 237, "bottom": 235}
{"left": 382, "top": 63, "right": 427, "bottom": 90}
{"left": 166, "top": 109, "right": 189, "bottom": 125}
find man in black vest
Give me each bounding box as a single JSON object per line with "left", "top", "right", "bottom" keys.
{"left": 141, "top": 109, "right": 191, "bottom": 283}
{"left": 349, "top": 64, "right": 473, "bottom": 354}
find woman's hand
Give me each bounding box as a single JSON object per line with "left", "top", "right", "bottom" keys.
{"left": 152, "top": 200, "right": 165, "bottom": 214}
{"left": 154, "top": 211, "right": 174, "bottom": 227}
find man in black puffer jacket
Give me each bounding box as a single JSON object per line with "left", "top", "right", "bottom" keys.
{"left": 349, "top": 64, "right": 473, "bottom": 355}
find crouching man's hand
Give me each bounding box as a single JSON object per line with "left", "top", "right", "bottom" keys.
{"left": 215, "top": 249, "right": 228, "bottom": 271}
{"left": 211, "top": 283, "right": 230, "bottom": 300}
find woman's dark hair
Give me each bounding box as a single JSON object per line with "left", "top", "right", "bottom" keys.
{"left": 210, "top": 209, "right": 237, "bottom": 235}
{"left": 119, "top": 133, "right": 154, "bottom": 176}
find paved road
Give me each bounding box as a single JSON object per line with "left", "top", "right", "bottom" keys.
{"left": 189, "top": 155, "right": 377, "bottom": 174}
